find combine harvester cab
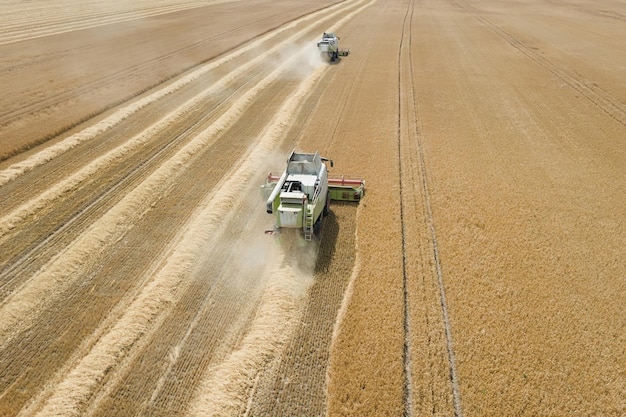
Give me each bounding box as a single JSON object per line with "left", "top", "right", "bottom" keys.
{"left": 262, "top": 150, "right": 364, "bottom": 241}
{"left": 316, "top": 32, "right": 350, "bottom": 62}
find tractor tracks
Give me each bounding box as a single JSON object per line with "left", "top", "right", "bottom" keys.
{"left": 398, "top": 0, "right": 462, "bottom": 416}
{"left": 397, "top": 4, "right": 415, "bottom": 417}
{"left": 450, "top": 0, "right": 626, "bottom": 129}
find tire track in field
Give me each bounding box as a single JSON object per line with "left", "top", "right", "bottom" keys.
{"left": 0, "top": 6, "right": 332, "bottom": 348}
{"left": 27, "top": 51, "right": 329, "bottom": 417}
{"left": 398, "top": 3, "right": 415, "bottom": 415}
{"left": 399, "top": 0, "right": 462, "bottom": 415}
{"left": 450, "top": 0, "right": 626, "bottom": 128}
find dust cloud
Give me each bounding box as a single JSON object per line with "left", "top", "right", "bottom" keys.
{"left": 278, "top": 42, "right": 326, "bottom": 80}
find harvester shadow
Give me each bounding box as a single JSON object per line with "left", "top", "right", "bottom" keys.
{"left": 328, "top": 57, "right": 343, "bottom": 66}
{"left": 314, "top": 203, "right": 343, "bottom": 275}
{"left": 276, "top": 202, "right": 354, "bottom": 275}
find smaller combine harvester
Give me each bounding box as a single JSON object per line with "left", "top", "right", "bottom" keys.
{"left": 262, "top": 150, "right": 364, "bottom": 241}
{"left": 316, "top": 32, "right": 350, "bottom": 62}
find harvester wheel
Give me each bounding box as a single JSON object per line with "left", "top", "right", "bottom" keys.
{"left": 323, "top": 191, "right": 330, "bottom": 216}
{"left": 314, "top": 213, "right": 323, "bottom": 236}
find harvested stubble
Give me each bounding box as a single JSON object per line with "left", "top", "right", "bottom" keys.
{"left": 247, "top": 203, "right": 358, "bottom": 416}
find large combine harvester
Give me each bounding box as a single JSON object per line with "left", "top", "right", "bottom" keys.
{"left": 262, "top": 150, "right": 364, "bottom": 241}
{"left": 316, "top": 32, "right": 350, "bottom": 62}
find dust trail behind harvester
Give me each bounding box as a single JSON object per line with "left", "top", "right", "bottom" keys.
{"left": 183, "top": 64, "right": 337, "bottom": 417}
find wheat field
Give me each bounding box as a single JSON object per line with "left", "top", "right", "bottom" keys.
{"left": 0, "top": 0, "right": 624, "bottom": 415}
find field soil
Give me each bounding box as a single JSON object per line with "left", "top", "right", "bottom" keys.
{"left": 1, "top": 0, "right": 624, "bottom": 416}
